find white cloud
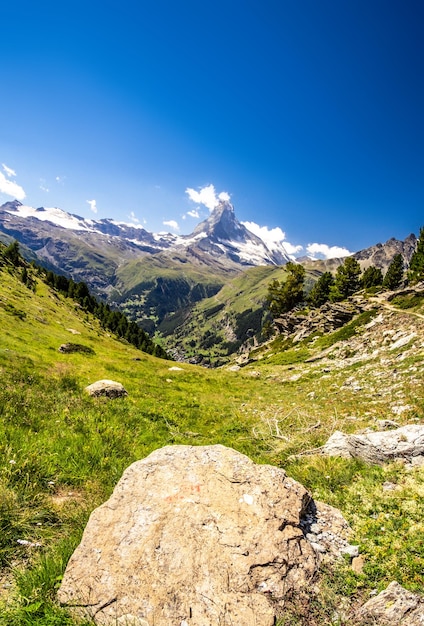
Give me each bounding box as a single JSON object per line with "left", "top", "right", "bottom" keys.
{"left": 2, "top": 163, "right": 16, "bottom": 178}
{"left": 242, "top": 221, "right": 286, "bottom": 244}
{"left": 86, "top": 199, "right": 97, "bottom": 214}
{"left": 306, "top": 243, "right": 351, "bottom": 259}
{"left": 242, "top": 220, "right": 303, "bottom": 257}
{"left": 186, "top": 184, "right": 230, "bottom": 211}
{"left": 187, "top": 209, "right": 200, "bottom": 219}
{"left": 284, "top": 242, "right": 304, "bottom": 256}
{"left": 55, "top": 175, "right": 65, "bottom": 184}
{"left": 0, "top": 172, "right": 26, "bottom": 200}
{"left": 163, "top": 219, "right": 179, "bottom": 231}
{"left": 128, "top": 211, "right": 140, "bottom": 224}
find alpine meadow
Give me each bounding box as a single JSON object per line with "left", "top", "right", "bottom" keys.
{"left": 1, "top": 216, "right": 424, "bottom": 624}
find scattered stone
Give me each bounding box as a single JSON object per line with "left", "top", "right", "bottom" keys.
{"left": 322, "top": 425, "right": 424, "bottom": 466}
{"left": 377, "top": 419, "right": 400, "bottom": 430}
{"left": 356, "top": 581, "right": 424, "bottom": 625}
{"left": 85, "top": 380, "right": 128, "bottom": 399}
{"left": 341, "top": 544, "right": 359, "bottom": 559}
{"left": 351, "top": 554, "right": 366, "bottom": 574}
{"left": 390, "top": 332, "right": 416, "bottom": 351}
{"left": 382, "top": 481, "right": 398, "bottom": 491}
{"left": 66, "top": 328, "right": 81, "bottom": 335}
{"left": 168, "top": 366, "right": 183, "bottom": 371}
{"left": 59, "top": 343, "right": 95, "bottom": 354}
{"left": 58, "top": 445, "right": 352, "bottom": 626}
{"left": 17, "top": 539, "right": 42, "bottom": 548}
{"left": 227, "top": 364, "right": 240, "bottom": 371}
{"left": 391, "top": 404, "right": 413, "bottom": 415}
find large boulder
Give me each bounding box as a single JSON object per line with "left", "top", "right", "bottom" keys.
{"left": 58, "top": 445, "right": 353, "bottom": 626}
{"left": 85, "top": 379, "right": 128, "bottom": 399}
{"left": 322, "top": 425, "right": 424, "bottom": 467}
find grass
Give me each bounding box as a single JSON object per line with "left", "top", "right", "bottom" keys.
{"left": 0, "top": 264, "right": 424, "bottom": 624}
{"left": 391, "top": 292, "right": 424, "bottom": 311}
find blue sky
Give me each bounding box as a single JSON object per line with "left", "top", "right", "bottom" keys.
{"left": 1, "top": 0, "right": 422, "bottom": 258}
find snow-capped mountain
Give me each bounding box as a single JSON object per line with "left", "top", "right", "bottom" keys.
{"left": 188, "top": 200, "right": 290, "bottom": 266}
{"left": 0, "top": 199, "right": 290, "bottom": 267}
{"left": 0, "top": 199, "right": 292, "bottom": 326}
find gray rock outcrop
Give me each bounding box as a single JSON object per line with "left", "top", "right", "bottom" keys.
{"left": 322, "top": 425, "right": 424, "bottom": 467}
{"left": 274, "top": 300, "right": 364, "bottom": 343}
{"left": 356, "top": 581, "right": 424, "bottom": 625}
{"left": 85, "top": 379, "right": 128, "bottom": 398}
{"left": 58, "top": 445, "right": 353, "bottom": 626}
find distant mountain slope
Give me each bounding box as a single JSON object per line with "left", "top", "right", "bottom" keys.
{"left": 301, "top": 234, "right": 417, "bottom": 274}
{"left": 0, "top": 199, "right": 290, "bottom": 331}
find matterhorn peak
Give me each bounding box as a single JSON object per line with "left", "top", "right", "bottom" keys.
{"left": 193, "top": 199, "right": 250, "bottom": 243}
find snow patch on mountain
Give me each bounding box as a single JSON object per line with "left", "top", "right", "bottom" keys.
{"left": 5, "top": 204, "right": 95, "bottom": 232}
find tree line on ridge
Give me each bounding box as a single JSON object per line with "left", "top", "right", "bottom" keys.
{"left": 0, "top": 240, "right": 168, "bottom": 359}
{"left": 267, "top": 227, "right": 424, "bottom": 319}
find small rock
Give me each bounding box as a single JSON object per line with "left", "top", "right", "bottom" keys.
{"left": 356, "top": 581, "right": 424, "bottom": 625}
{"left": 382, "top": 481, "right": 397, "bottom": 491}
{"left": 377, "top": 419, "right": 400, "bottom": 430}
{"left": 351, "top": 554, "right": 366, "bottom": 574}
{"left": 342, "top": 544, "right": 359, "bottom": 559}
{"left": 59, "top": 343, "right": 95, "bottom": 354}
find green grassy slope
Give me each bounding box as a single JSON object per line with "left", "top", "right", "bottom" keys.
{"left": 1, "top": 263, "right": 423, "bottom": 624}
{"left": 160, "top": 264, "right": 319, "bottom": 365}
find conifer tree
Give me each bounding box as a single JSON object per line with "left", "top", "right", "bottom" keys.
{"left": 361, "top": 265, "right": 383, "bottom": 289}
{"left": 4, "top": 240, "right": 21, "bottom": 266}
{"left": 408, "top": 228, "right": 424, "bottom": 284}
{"left": 383, "top": 254, "right": 404, "bottom": 290}
{"left": 266, "top": 262, "right": 305, "bottom": 317}
{"left": 329, "top": 257, "right": 361, "bottom": 301}
{"left": 307, "top": 271, "right": 334, "bottom": 308}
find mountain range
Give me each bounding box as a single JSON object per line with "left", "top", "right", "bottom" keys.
{"left": 0, "top": 198, "right": 417, "bottom": 354}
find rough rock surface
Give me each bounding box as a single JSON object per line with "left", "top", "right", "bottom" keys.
{"left": 274, "top": 300, "right": 366, "bottom": 343}
{"left": 58, "top": 445, "right": 352, "bottom": 626}
{"left": 85, "top": 379, "right": 128, "bottom": 398}
{"left": 322, "top": 425, "right": 424, "bottom": 467}
{"left": 356, "top": 581, "right": 424, "bottom": 625}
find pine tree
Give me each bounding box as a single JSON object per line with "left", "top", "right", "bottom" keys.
{"left": 329, "top": 257, "right": 361, "bottom": 301}
{"left": 383, "top": 254, "right": 404, "bottom": 290}
{"left": 408, "top": 228, "right": 424, "bottom": 284}
{"left": 4, "top": 240, "right": 21, "bottom": 266}
{"left": 266, "top": 262, "right": 305, "bottom": 317}
{"left": 361, "top": 265, "right": 383, "bottom": 289}
{"left": 307, "top": 271, "right": 334, "bottom": 308}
